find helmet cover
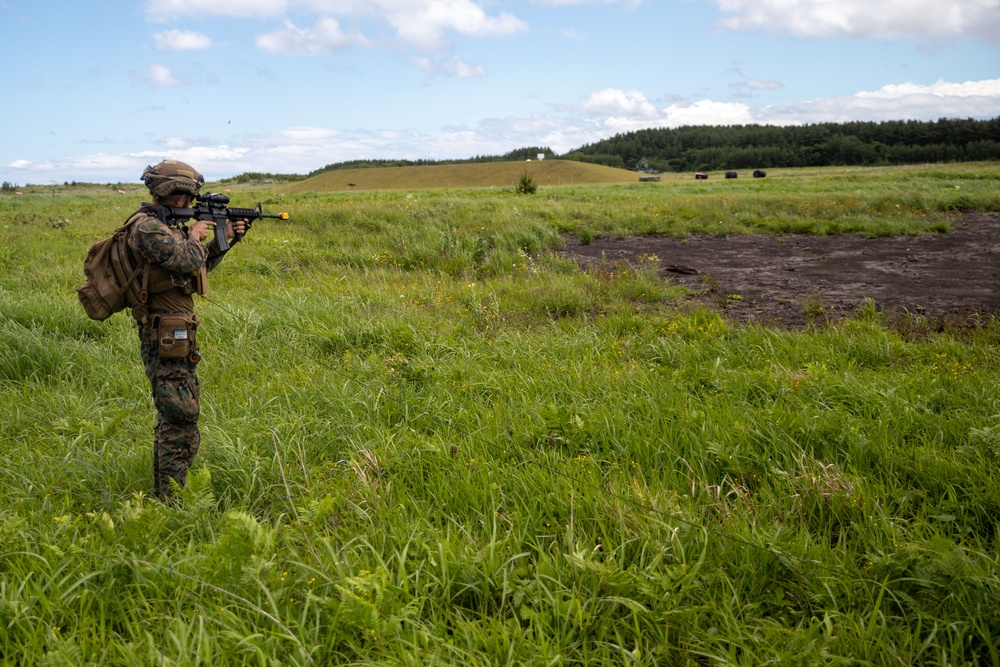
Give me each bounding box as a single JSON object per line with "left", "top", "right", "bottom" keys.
{"left": 141, "top": 160, "right": 205, "bottom": 200}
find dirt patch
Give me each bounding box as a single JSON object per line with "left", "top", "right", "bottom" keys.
{"left": 560, "top": 212, "right": 1000, "bottom": 329}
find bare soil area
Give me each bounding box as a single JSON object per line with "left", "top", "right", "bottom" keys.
{"left": 560, "top": 212, "right": 1000, "bottom": 329}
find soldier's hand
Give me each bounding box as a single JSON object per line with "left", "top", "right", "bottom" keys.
{"left": 189, "top": 219, "right": 215, "bottom": 242}
{"left": 227, "top": 219, "right": 249, "bottom": 239}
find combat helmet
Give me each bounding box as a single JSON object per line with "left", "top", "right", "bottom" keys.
{"left": 141, "top": 160, "right": 205, "bottom": 200}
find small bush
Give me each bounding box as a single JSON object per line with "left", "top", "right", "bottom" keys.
{"left": 517, "top": 171, "right": 537, "bottom": 195}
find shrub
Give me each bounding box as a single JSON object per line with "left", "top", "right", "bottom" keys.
{"left": 517, "top": 171, "right": 537, "bottom": 195}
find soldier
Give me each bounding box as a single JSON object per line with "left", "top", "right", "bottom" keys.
{"left": 129, "top": 160, "right": 247, "bottom": 499}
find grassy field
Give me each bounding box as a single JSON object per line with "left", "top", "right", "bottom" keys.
{"left": 0, "top": 162, "right": 998, "bottom": 665}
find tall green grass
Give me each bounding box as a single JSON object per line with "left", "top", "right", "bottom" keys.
{"left": 0, "top": 163, "right": 998, "bottom": 665}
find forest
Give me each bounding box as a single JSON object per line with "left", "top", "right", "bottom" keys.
{"left": 563, "top": 117, "right": 1000, "bottom": 172}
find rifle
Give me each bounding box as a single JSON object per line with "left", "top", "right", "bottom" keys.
{"left": 162, "top": 193, "right": 290, "bottom": 252}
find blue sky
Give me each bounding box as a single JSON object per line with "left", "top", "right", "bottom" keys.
{"left": 2, "top": 0, "right": 998, "bottom": 184}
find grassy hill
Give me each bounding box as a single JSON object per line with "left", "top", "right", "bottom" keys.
{"left": 284, "top": 159, "right": 641, "bottom": 192}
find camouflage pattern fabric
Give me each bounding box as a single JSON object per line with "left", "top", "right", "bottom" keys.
{"left": 140, "top": 328, "right": 201, "bottom": 498}
{"left": 128, "top": 211, "right": 213, "bottom": 313}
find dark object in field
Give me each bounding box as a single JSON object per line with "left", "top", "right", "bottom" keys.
{"left": 695, "top": 172, "right": 709, "bottom": 179}
{"left": 753, "top": 169, "right": 767, "bottom": 178}
{"left": 725, "top": 171, "right": 738, "bottom": 179}
{"left": 639, "top": 175, "right": 661, "bottom": 182}
{"left": 665, "top": 264, "right": 699, "bottom": 275}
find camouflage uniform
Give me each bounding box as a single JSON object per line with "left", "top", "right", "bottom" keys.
{"left": 139, "top": 324, "right": 201, "bottom": 498}
{"left": 128, "top": 161, "right": 228, "bottom": 498}
{"left": 130, "top": 212, "right": 227, "bottom": 497}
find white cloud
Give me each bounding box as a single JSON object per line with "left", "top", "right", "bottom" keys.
{"left": 7, "top": 153, "right": 181, "bottom": 182}
{"left": 157, "top": 136, "right": 195, "bottom": 150}
{"left": 757, "top": 78, "right": 1000, "bottom": 123}
{"left": 730, "top": 77, "right": 785, "bottom": 98}
{"left": 153, "top": 29, "right": 212, "bottom": 51}
{"left": 256, "top": 17, "right": 370, "bottom": 54}
{"left": 145, "top": 0, "right": 288, "bottom": 21}
{"left": 441, "top": 57, "right": 487, "bottom": 79}
{"left": 146, "top": 0, "right": 528, "bottom": 51}
{"left": 582, "top": 88, "right": 659, "bottom": 118}
{"left": 530, "top": 0, "right": 643, "bottom": 8}
{"left": 661, "top": 99, "right": 754, "bottom": 126}
{"left": 578, "top": 96, "right": 756, "bottom": 134}
{"left": 743, "top": 78, "right": 783, "bottom": 91}
{"left": 412, "top": 55, "right": 488, "bottom": 78}
{"left": 576, "top": 79, "right": 1000, "bottom": 132}
{"left": 860, "top": 78, "right": 1000, "bottom": 100}
{"left": 272, "top": 126, "right": 341, "bottom": 142}
{"left": 144, "top": 64, "right": 181, "bottom": 86}
{"left": 380, "top": 0, "right": 527, "bottom": 50}
{"left": 160, "top": 145, "right": 251, "bottom": 170}
{"left": 713, "top": 0, "right": 1000, "bottom": 41}
{"left": 408, "top": 55, "right": 436, "bottom": 72}
{"left": 71, "top": 147, "right": 253, "bottom": 183}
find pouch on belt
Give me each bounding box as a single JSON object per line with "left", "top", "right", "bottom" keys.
{"left": 151, "top": 313, "right": 199, "bottom": 360}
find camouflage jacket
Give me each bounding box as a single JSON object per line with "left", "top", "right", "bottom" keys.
{"left": 127, "top": 205, "right": 227, "bottom": 315}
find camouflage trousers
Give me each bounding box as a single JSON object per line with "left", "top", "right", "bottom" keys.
{"left": 139, "top": 327, "right": 201, "bottom": 499}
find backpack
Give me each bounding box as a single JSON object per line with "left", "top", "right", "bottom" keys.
{"left": 76, "top": 211, "right": 150, "bottom": 321}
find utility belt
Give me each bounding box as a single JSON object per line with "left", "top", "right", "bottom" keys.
{"left": 144, "top": 311, "right": 201, "bottom": 362}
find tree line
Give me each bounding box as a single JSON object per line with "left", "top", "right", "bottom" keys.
{"left": 562, "top": 117, "right": 1000, "bottom": 172}
{"left": 306, "top": 147, "right": 557, "bottom": 177}
{"left": 229, "top": 118, "right": 999, "bottom": 182}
